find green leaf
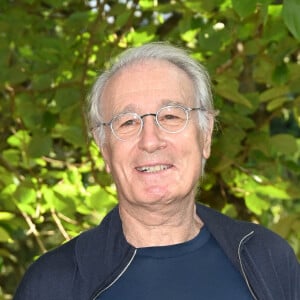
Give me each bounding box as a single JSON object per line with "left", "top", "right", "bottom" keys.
{"left": 272, "top": 215, "right": 299, "bottom": 238}
{"left": 283, "top": 0, "right": 300, "bottom": 41}
{"left": 266, "top": 96, "right": 289, "bottom": 111}
{"left": 115, "top": 10, "right": 132, "bottom": 28}
{"left": 184, "top": 1, "right": 206, "bottom": 11}
{"left": 52, "top": 184, "right": 77, "bottom": 215}
{"left": 42, "top": 0, "right": 65, "bottom": 8}
{"left": 67, "top": 11, "right": 94, "bottom": 27}
{"left": 15, "top": 185, "right": 37, "bottom": 205}
{"left": 232, "top": 0, "right": 257, "bottom": 18}
{"left": 245, "top": 193, "right": 270, "bottom": 215}
{"left": 5, "top": 66, "right": 29, "bottom": 85}
{"left": 126, "top": 29, "right": 155, "bottom": 45}
{"left": 215, "top": 80, "right": 253, "bottom": 108}
{"left": 0, "top": 212, "right": 15, "bottom": 221}
{"left": 54, "top": 88, "right": 81, "bottom": 111}
{"left": 272, "top": 63, "right": 289, "bottom": 85}
{"left": 15, "top": 95, "right": 43, "bottom": 129}
{"left": 271, "top": 134, "right": 298, "bottom": 156}
{"left": 0, "top": 227, "right": 11, "bottom": 242}
{"left": 259, "top": 86, "right": 290, "bottom": 102}
{"left": 31, "top": 73, "right": 54, "bottom": 90}
{"left": 139, "top": 0, "right": 156, "bottom": 9}
{"left": 86, "top": 187, "right": 117, "bottom": 212}
{"left": 28, "top": 132, "right": 52, "bottom": 158}
{"left": 55, "top": 124, "right": 86, "bottom": 147}
{"left": 7, "top": 130, "right": 31, "bottom": 149}
{"left": 247, "top": 131, "right": 272, "bottom": 155}
{"left": 221, "top": 112, "right": 256, "bottom": 129}
{"left": 2, "top": 149, "right": 20, "bottom": 167}
{"left": 198, "top": 26, "right": 229, "bottom": 52}
{"left": 181, "top": 29, "right": 199, "bottom": 43}
{"left": 41, "top": 185, "right": 55, "bottom": 207}
{"left": 256, "top": 184, "right": 291, "bottom": 200}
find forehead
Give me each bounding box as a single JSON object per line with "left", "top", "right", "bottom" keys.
{"left": 101, "top": 59, "right": 195, "bottom": 115}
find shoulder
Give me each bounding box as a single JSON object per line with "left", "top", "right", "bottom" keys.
{"left": 14, "top": 238, "right": 78, "bottom": 299}
{"left": 197, "top": 204, "right": 300, "bottom": 298}
{"left": 196, "top": 203, "right": 298, "bottom": 261}
{"left": 14, "top": 207, "right": 123, "bottom": 300}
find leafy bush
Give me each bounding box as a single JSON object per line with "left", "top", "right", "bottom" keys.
{"left": 0, "top": 0, "right": 299, "bottom": 297}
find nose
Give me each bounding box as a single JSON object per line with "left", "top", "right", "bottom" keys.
{"left": 137, "top": 115, "right": 166, "bottom": 153}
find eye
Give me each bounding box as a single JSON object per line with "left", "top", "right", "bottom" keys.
{"left": 162, "top": 114, "right": 180, "bottom": 120}
{"left": 114, "top": 113, "right": 141, "bottom": 131}
{"left": 159, "top": 109, "right": 185, "bottom": 122}
{"left": 120, "top": 118, "right": 138, "bottom": 127}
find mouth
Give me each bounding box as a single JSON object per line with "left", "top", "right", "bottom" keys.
{"left": 136, "top": 164, "right": 172, "bottom": 173}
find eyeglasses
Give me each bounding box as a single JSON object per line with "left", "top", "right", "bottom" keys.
{"left": 99, "top": 105, "right": 206, "bottom": 141}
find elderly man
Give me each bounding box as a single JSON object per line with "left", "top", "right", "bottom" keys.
{"left": 15, "top": 43, "right": 299, "bottom": 300}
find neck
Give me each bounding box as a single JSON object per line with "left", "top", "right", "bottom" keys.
{"left": 119, "top": 200, "right": 203, "bottom": 248}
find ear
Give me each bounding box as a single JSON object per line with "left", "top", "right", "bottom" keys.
{"left": 92, "top": 130, "right": 112, "bottom": 174}
{"left": 100, "top": 144, "right": 111, "bottom": 174}
{"left": 202, "top": 116, "right": 214, "bottom": 159}
{"left": 92, "top": 128, "right": 102, "bottom": 148}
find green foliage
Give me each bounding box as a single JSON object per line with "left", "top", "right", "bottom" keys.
{"left": 283, "top": 0, "right": 300, "bottom": 41}
{"left": 0, "top": 0, "right": 299, "bottom": 297}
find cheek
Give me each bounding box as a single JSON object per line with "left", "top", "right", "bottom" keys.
{"left": 103, "top": 143, "right": 132, "bottom": 177}
{"left": 179, "top": 142, "right": 201, "bottom": 168}
{"left": 101, "top": 142, "right": 117, "bottom": 174}
{"left": 181, "top": 134, "right": 204, "bottom": 169}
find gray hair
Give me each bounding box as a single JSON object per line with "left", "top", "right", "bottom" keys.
{"left": 88, "top": 42, "right": 215, "bottom": 145}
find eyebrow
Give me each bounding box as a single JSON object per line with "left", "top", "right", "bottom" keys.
{"left": 121, "top": 99, "right": 185, "bottom": 112}
{"left": 112, "top": 104, "right": 138, "bottom": 115}
{"left": 114, "top": 99, "right": 186, "bottom": 115}
{"left": 161, "top": 99, "right": 185, "bottom": 106}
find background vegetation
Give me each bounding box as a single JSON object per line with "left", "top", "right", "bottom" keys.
{"left": 0, "top": 0, "right": 299, "bottom": 298}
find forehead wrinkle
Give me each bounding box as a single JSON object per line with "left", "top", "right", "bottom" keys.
{"left": 113, "top": 103, "right": 137, "bottom": 115}
{"left": 102, "top": 60, "right": 195, "bottom": 120}
{"left": 113, "top": 98, "right": 192, "bottom": 116}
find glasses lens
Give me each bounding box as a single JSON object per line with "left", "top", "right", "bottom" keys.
{"left": 158, "top": 106, "right": 188, "bottom": 133}
{"left": 112, "top": 113, "right": 142, "bottom": 140}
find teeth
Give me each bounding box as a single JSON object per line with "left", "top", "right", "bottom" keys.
{"left": 137, "top": 165, "right": 169, "bottom": 173}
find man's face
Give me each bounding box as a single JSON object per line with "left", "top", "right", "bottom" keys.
{"left": 99, "top": 60, "right": 213, "bottom": 209}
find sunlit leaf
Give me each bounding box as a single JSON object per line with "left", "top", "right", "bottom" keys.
{"left": 0, "top": 212, "right": 15, "bottom": 221}
{"left": 245, "top": 193, "right": 270, "bottom": 215}
{"left": 256, "top": 184, "right": 291, "bottom": 200}
{"left": 0, "top": 227, "right": 11, "bottom": 242}
{"left": 86, "top": 187, "right": 117, "bottom": 212}
{"left": 127, "top": 29, "right": 155, "bottom": 45}
{"left": 14, "top": 185, "right": 37, "bottom": 205}
{"left": 139, "top": 0, "right": 155, "bottom": 9}
{"left": 2, "top": 149, "right": 20, "bottom": 167}
{"left": 7, "top": 130, "right": 31, "bottom": 149}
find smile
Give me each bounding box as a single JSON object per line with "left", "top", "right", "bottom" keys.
{"left": 136, "top": 164, "right": 172, "bottom": 173}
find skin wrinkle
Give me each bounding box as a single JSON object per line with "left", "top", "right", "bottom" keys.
{"left": 99, "top": 60, "right": 213, "bottom": 247}
{"left": 120, "top": 199, "right": 203, "bottom": 247}
{"left": 99, "top": 59, "right": 198, "bottom": 122}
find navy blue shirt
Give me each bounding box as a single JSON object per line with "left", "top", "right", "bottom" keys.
{"left": 100, "top": 227, "right": 253, "bottom": 299}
